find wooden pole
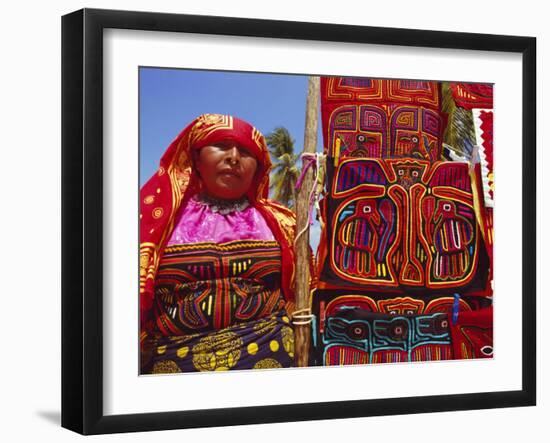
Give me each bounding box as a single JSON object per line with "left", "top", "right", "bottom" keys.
{"left": 294, "top": 76, "right": 319, "bottom": 367}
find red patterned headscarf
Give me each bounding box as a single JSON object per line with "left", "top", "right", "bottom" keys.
{"left": 140, "top": 114, "right": 296, "bottom": 327}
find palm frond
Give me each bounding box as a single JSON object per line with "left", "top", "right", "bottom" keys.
{"left": 441, "top": 82, "right": 477, "bottom": 160}
{"left": 266, "top": 127, "right": 296, "bottom": 158}
{"left": 266, "top": 126, "right": 299, "bottom": 208}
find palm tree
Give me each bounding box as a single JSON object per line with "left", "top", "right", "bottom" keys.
{"left": 266, "top": 127, "right": 299, "bottom": 209}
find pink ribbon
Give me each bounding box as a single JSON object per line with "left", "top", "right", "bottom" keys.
{"left": 295, "top": 152, "right": 318, "bottom": 191}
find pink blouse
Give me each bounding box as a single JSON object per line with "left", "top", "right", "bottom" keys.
{"left": 167, "top": 195, "right": 275, "bottom": 245}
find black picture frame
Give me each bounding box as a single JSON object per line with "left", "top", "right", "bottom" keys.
{"left": 62, "top": 8, "right": 536, "bottom": 435}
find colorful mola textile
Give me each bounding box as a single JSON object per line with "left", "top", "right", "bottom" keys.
{"left": 314, "top": 77, "right": 493, "bottom": 366}
{"left": 322, "top": 306, "right": 453, "bottom": 365}
{"left": 152, "top": 240, "right": 285, "bottom": 335}
{"left": 321, "top": 77, "right": 447, "bottom": 163}
{"left": 474, "top": 109, "right": 494, "bottom": 269}
{"left": 450, "top": 83, "right": 494, "bottom": 110}
{"left": 317, "top": 157, "right": 491, "bottom": 295}
{"left": 312, "top": 291, "right": 493, "bottom": 365}
{"left": 477, "top": 110, "right": 494, "bottom": 205}
{"left": 450, "top": 306, "right": 493, "bottom": 359}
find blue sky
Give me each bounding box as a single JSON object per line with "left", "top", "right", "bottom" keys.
{"left": 139, "top": 67, "right": 323, "bottom": 250}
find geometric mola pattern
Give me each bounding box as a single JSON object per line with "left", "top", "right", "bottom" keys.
{"left": 322, "top": 77, "right": 446, "bottom": 164}
{"left": 311, "top": 292, "right": 493, "bottom": 365}
{"left": 318, "top": 158, "right": 490, "bottom": 295}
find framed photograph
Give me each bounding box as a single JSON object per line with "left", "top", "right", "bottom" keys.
{"left": 62, "top": 8, "right": 536, "bottom": 435}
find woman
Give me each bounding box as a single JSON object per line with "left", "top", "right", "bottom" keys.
{"left": 140, "top": 114, "right": 297, "bottom": 374}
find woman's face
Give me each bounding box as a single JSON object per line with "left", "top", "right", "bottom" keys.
{"left": 195, "top": 142, "right": 258, "bottom": 200}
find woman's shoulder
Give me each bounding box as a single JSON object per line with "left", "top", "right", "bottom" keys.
{"left": 262, "top": 199, "right": 296, "bottom": 223}
{"left": 258, "top": 199, "right": 296, "bottom": 245}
